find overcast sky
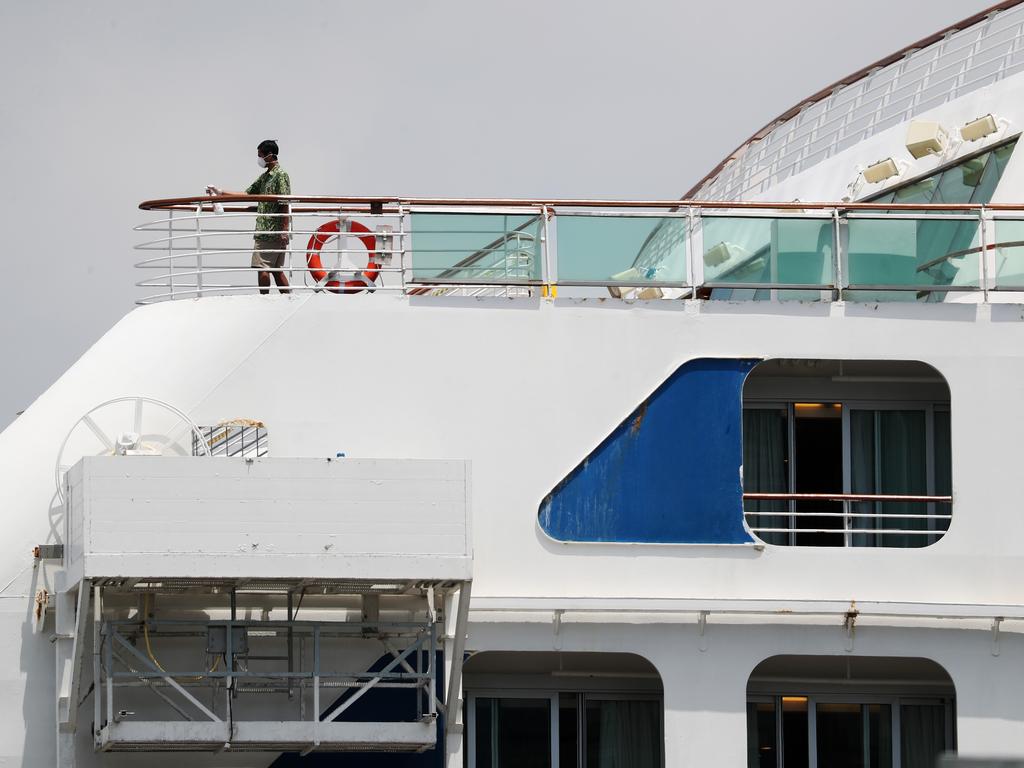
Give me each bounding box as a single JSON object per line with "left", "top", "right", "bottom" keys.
{"left": 0, "top": 0, "right": 994, "bottom": 429}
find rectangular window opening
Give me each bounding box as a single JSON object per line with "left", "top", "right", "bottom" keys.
{"left": 743, "top": 360, "right": 951, "bottom": 548}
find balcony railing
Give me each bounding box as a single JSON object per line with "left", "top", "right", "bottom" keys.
{"left": 743, "top": 492, "right": 953, "bottom": 548}
{"left": 135, "top": 195, "right": 1024, "bottom": 304}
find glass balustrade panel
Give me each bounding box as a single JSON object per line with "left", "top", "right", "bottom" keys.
{"left": 701, "top": 216, "right": 833, "bottom": 301}
{"left": 994, "top": 218, "right": 1024, "bottom": 289}
{"left": 845, "top": 215, "right": 981, "bottom": 302}
{"left": 555, "top": 215, "right": 687, "bottom": 292}
{"left": 408, "top": 213, "right": 543, "bottom": 283}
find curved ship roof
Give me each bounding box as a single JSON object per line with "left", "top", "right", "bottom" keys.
{"left": 688, "top": 0, "right": 1024, "bottom": 200}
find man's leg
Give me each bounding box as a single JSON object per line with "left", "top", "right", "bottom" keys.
{"left": 271, "top": 237, "right": 291, "bottom": 294}
{"left": 273, "top": 269, "right": 291, "bottom": 294}
{"left": 253, "top": 240, "right": 272, "bottom": 295}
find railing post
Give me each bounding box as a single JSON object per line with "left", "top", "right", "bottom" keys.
{"left": 689, "top": 206, "right": 705, "bottom": 295}
{"left": 167, "top": 210, "right": 175, "bottom": 301}
{"left": 286, "top": 202, "right": 294, "bottom": 287}
{"left": 980, "top": 205, "right": 990, "bottom": 302}
{"left": 542, "top": 205, "right": 554, "bottom": 297}
{"left": 398, "top": 204, "right": 408, "bottom": 294}
{"left": 832, "top": 207, "right": 843, "bottom": 301}
{"left": 194, "top": 203, "right": 204, "bottom": 298}
{"left": 842, "top": 499, "right": 852, "bottom": 547}
{"left": 686, "top": 206, "right": 697, "bottom": 293}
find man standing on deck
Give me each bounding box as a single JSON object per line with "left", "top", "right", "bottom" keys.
{"left": 208, "top": 139, "right": 292, "bottom": 294}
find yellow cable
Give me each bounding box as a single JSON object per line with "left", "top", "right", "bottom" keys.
{"left": 142, "top": 594, "right": 220, "bottom": 680}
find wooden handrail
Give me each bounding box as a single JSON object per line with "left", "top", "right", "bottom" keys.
{"left": 138, "top": 194, "right": 1024, "bottom": 212}
{"left": 744, "top": 492, "right": 951, "bottom": 503}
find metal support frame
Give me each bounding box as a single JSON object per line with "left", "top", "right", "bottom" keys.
{"left": 444, "top": 581, "right": 472, "bottom": 755}
{"left": 56, "top": 581, "right": 91, "bottom": 768}
{"left": 87, "top": 592, "right": 465, "bottom": 755}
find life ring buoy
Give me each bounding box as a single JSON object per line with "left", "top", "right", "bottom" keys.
{"left": 305, "top": 219, "right": 380, "bottom": 294}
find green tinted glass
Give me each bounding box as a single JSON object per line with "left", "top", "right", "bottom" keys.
{"left": 703, "top": 216, "right": 833, "bottom": 300}
{"left": 409, "top": 213, "right": 543, "bottom": 282}
{"left": 846, "top": 216, "right": 980, "bottom": 301}
{"left": 555, "top": 215, "right": 687, "bottom": 285}
{"left": 994, "top": 219, "right": 1024, "bottom": 288}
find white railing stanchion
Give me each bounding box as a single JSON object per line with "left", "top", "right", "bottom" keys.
{"left": 690, "top": 207, "right": 705, "bottom": 293}
{"left": 980, "top": 205, "right": 990, "bottom": 301}
{"left": 542, "top": 205, "right": 553, "bottom": 296}
{"left": 194, "top": 203, "right": 204, "bottom": 298}
{"left": 396, "top": 204, "right": 407, "bottom": 294}
{"left": 832, "top": 207, "right": 843, "bottom": 301}
{"left": 167, "top": 210, "right": 175, "bottom": 301}
{"left": 685, "top": 206, "right": 696, "bottom": 293}
{"left": 286, "top": 203, "right": 294, "bottom": 287}
{"left": 842, "top": 499, "right": 852, "bottom": 547}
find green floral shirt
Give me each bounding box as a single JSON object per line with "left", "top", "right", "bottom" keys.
{"left": 246, "top": 166, "right": 291, "bottom": 241}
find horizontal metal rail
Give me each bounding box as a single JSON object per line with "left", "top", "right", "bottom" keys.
{"left": 743, "top": 492, "right": 952, "bottom": 547}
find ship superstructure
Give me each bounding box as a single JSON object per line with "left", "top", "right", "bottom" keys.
{"left": 6, "top": 3, "right": 1024, "bottom": 767}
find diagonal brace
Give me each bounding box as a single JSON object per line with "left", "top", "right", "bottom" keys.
{"left": 323, "top": 634, "right": 425, "bottom": 723}
{"left": 383, "top": 639, "right": 445, "bottom": 716}
{"left": 111, "top": 650, "right": 195, "bottom": 722}
{"left": 111, "top": 628, "right": 222, "bottom": 722}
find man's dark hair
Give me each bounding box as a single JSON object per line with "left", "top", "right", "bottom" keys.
{"left": 257, "top": 139, "right": 279, "bottom": 157}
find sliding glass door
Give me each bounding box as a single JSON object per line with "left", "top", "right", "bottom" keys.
{"left": 469, "top": 692, "right": 662, "bottom": 768}
{"left": 747, "top": 695, "right": 953, "bottom": 768}
{"left": 742, "top": 402, "right": 951, "bottom": 547}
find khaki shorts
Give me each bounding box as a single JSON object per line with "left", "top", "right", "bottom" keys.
{"left": 252, "top": 236, "right": 289, "bottom": 270}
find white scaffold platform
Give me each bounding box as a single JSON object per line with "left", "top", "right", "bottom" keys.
{"left": 52, "top": 456, "right": 473, "bottom": 762}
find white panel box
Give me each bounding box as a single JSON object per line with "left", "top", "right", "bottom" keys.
{"left": 63, "top": 456, "right": 471, "bottom": 584}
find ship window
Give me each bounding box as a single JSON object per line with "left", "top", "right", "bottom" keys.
{"left": 743, "top": 360, "right": 951, "bottom": 548}
{"left": 867, "top": 137, "right": 1016, "bottom": 206}
{"left": 466, "top": 652, "right": 663, "bottom": 768}
{"left": 747, "top": 656, "right": 955, "bottom": 768}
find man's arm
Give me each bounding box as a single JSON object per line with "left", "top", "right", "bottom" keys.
{"left": 207, "top": 179, "right": 261, "bottom": 196}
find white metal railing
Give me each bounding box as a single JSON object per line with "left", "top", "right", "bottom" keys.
{"left": 743, "top": 492, "right": 952, "bottom": 547}
{"left": 134, "top": 194, "right": 1024, "bottom": 304}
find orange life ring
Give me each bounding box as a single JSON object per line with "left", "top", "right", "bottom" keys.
{"left": 305, "top": 219, "right": 380, "bottom": 294}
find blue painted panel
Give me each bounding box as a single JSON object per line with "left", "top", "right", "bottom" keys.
{"left": 539, "top": 358, "right": 759, "bottom": 544}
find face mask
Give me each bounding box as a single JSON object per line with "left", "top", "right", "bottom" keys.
{"left": 257, "top": 156, "right": 267, "bottom": 169}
